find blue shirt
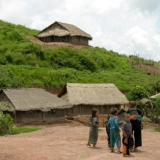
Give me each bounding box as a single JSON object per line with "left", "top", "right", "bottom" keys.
{"left": 107, "top": 116, "right": 119, "bottom": 131}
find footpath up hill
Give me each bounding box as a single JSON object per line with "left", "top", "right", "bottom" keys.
{"left": 0, "top": 19, "right": 160, "bottom": 94}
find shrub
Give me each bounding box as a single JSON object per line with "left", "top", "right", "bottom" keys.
{"left": 6, "top": 31, "right": 24, "bottom": 42}
{"left": 130, "top": 85, "right": 146, "bottom": 100}
{"left": 0, "top": 110, "right": 13, "bottom": 135}
{"left": 0, "top": 55, "right": 7, "bottom": 65}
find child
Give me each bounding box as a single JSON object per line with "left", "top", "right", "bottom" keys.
{"left": 106, "top": 114, "right": 111, "bottom": 148}
{"left": 121, "top": 113, "right": 133, "bottom": 156}
{"left": 87, "top": 109, "right": 99, "bottom": 148}
{"left": 107, "top": 108, "right": 121, "bottom": 153}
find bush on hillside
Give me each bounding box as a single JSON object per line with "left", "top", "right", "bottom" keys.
{"left": 7, "top": 31, "right": 24, "bottom": 42}
{"left": 152, "top": 80, "right": 160, "bottom": 93}
{"left": 128, "top": 85, "right": 146, "bottom": 100}
{"left": 0, "top": 55, "right": 7, "bottom": 65}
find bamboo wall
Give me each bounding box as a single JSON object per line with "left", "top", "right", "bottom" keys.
{"left": 70, "top": 105, "right": 120, "bottom": 115}
{"left": 15, "top": 109, "right": 71, "bottom": 123}
{"left": 39, "top": 36, "right": 89, "bottom": 45}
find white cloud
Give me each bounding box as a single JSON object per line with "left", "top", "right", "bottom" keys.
{"left": 0, "top": 0, "right": 160, "bottom": 60}
{"left": 126, "top": 26, "right": 149, "bottom": 45}
{"left": 154, "top": 35, "right": 160, "bottom": 47}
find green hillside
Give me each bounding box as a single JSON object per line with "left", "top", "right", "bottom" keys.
{"left": 0, "top": 19, "right": 160, "bottom": 98}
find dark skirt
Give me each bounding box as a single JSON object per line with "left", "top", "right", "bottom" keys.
{"left": 130, "top": 120, "right": 142, "bottom": 148}
{"left": 106, "top": 125, "right": 110, "bottom": 144}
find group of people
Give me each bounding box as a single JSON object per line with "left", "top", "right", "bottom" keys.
{"left": 87, "top": 101, "right": 143, "bottom": 157}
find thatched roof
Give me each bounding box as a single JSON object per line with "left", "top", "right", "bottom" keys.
{"left": 58, "top": 83, "right": 129, "bottom": 105}
{"left": 2, "top": 88, "right": 72, "bottom": 111}
{"left": 37, "top": 21, "right": 92, "bottom": 39}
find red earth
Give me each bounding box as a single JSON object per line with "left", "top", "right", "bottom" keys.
{"left": 0, "top": 121, "right": 160, "bottom": 160}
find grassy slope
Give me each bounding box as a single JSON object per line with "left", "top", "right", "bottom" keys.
{"left": 0, "top": 19, "right": 159, "bottom": 94}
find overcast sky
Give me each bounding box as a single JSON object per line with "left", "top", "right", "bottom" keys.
{"left": 0, "top": 0, "right": 160, "bottom": 60}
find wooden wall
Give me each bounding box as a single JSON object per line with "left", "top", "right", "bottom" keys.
{"left": 70, "top": 105, "right": 120, "bottom": 115}
{"left": 16, "top": 111, "right": 42, "bottom": 123}
{"left": 39, "top": 36, "right": 89, "bottom": 45}
{"left": 71, "top": 36, "right": 89, "bottom": 45}
{"left": 15, "top": 109, "right": 71, "bottom": 123}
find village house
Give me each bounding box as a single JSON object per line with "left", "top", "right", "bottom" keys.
{"left": 57, "top": 83, "right": 129, "bottom": 115}
{"left": 0, "top": 88, "right": 72, "bottom": 123}
{"left": 37, "top": 21, "right": 92, "bottom": 45}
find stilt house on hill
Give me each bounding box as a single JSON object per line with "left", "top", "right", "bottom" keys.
{"left": 0, "top": 88, "right": 72, "bottom": 123}
{"left": 37, "top": 21, "right": 92, "bottom": 45}
{"left": 57, "top": 83, "right": 129, "bottom": 115}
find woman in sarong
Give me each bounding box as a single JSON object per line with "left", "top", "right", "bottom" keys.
{"left": 87, "top": 109, "right": 99, "bottom": 148}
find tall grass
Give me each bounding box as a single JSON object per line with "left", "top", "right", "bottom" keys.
{"left": 12, "top": 127, "right": 41, "bottom": 135}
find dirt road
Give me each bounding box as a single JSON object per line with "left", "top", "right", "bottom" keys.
{"left": 0, "top": 123, "right": 160, "bottom": 160}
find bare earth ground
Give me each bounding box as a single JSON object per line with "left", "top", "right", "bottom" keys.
{"left": 0, "top": 121, "right": 160, "bottom": 160}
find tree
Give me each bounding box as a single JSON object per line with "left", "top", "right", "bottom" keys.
{"left": 130, "top": 85, "right": 146, "bottom": 100}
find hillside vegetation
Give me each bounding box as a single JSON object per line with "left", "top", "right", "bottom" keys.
{"left": 0, "top": 20, "right": 160, "bottom": 98}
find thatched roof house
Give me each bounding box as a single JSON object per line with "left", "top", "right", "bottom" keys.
{"left": 0, "top": 88, "right": 72, "bottom": 123}
{"left": 37, "top": 21, "right": 92, "bottom": 45}
{"left": 58, "top": 83, "right": 129, "bottom": 115}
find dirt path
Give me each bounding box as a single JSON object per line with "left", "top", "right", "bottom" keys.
{"left": 0, "top": 124, "right": 160, "bottom": 160}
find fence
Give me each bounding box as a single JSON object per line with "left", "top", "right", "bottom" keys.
{"left": 130, "top": 60, "right": 160, "bottom": 76}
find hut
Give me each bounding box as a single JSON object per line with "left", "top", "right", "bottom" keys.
{"left": 57, "top": 83, "right": 129, "bottom": 115}
{"left": 0, "top": 88, "right": 72, "bottom": 123}
{"left": 37, "top": 21, "right": 92, "bottom": 45}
